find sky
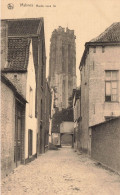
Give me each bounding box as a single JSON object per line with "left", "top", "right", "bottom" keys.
{"left": 2, "top": 0, "right": 120, "bottom": 86}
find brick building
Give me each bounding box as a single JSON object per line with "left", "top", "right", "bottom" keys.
{"left": 79, "top": 23, "right": 120, "bottom": 153}
{"left": 49, "top": 26, "right": 76, "bottom": 111}
{"left": 1, "top": 18, "right": 47, "bottom": 177}
{"left": 1, "top": 74, "right": 26, "bottom": 178}
{"left": 5, "top": 18, "right": 46, "bottom": 155}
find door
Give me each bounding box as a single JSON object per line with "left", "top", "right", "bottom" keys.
{"left": 14, "top": 103, "right": 23, "bottom": 167}
{"left": 28, "top": 129, "right": 33, "bottom": 157}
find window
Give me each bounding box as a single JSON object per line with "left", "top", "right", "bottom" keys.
{"left": 105, "top": 70, "right": 118, "bottom": 102}
{"left": 62, "top": 45, "right": 65, "bottom": 72}
{"left": 102, "top": 46, "right": 105, "bottom": 53}
{"left": 41, "top": 99, "right": 42, "bottom": 120}
{"left": 35, "top": 88, "right": 37, "bottom": 118}
{"left": 28, "top": 129, "right": 33, "bottom": 157}
{"left": 93, "top": 61, "right": 95, "bottom": 70}
{"left": 41, "top": 40, "right": 44, "bottom": 88}
{"left": 41, "top": 65, "right": 44, "bottom": 87}
{"left": 68, "top": 44, "right": 72, "bottom": 73}
{"left": 29, "top": 87, "right": 33, "bottom": 117}
{"left": 93, "top": 47, "right": 96, "bottom": 53}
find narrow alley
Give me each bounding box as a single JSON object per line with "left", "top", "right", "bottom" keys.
{"left": 2, "top": 147, "right": 120, "bottom": 195}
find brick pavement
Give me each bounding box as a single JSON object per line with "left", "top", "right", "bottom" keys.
{"left": 1, "top": 147, "right": 120, "bottom": 195}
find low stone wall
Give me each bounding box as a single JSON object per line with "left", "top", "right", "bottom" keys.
{"left": 91, "top": 117, "right": 120, "bottom": 174}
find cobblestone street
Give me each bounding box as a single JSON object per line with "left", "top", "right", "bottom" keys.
{"left": 1, "top": 147, "right": 120, "bottom": 195}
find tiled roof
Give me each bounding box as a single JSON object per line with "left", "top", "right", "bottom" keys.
{"left": 7, "top": 18, "right": 42, "bottom": 36}
{"left": 90, "top": 22, "right": 120, "bottom": 42}
{"left": 80, "top": 22, "right": 120, "bottom": 68}
{"left": 7, "top": 38, "right": 31, "bottom": 71}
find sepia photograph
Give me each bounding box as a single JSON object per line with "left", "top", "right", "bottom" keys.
{"left": 1, "top": 0, "right": 120, "bottom": 194}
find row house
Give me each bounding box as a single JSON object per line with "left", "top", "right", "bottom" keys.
{"left": 1, "top": 18, "right": 48, "bottom": 177}
{"left": 73, "top": 88, "right": 81, "bottom": 150}
{"left": 79, "top": 22, "right": 120, "bottom": 154}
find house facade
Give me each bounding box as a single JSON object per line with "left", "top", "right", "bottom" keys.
{"left": 1, "top": 18, "right": 47, "bottom": 176}
{"left": 1, "top": 18, "right": 47, "bottom": 155}
{"left": 25, "top": 41, "right": 37, "bottom": 162}
{"left": 2, "top": 33, "right": 38, "bottom": 164}
{"left": 1, "top": 74, "right": 26, "bottom": 178}
{"left": 79, "top": 23, "right": 120, "bottom": 153}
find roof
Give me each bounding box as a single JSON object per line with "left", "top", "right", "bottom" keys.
{"left": 89, "top": 116, "right": 120, "bottom": 128}
{"left": 4, "top": 37, "right": 31, "bottom": 71}
{"left": 90, "top": 22, "right": 120, "bottom": 42}
{"left": 5, "top": 18, "right": 43, "bottom": 37}
{"left": 80, "top": 22, "right": 120, "bottom": 68}
{"left": 1, "top": 73, "right": 27, "bottom": 104}
{"left": 2, "top": 18, "right": 45, "bottom": 72}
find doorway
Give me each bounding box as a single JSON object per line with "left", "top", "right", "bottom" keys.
{"left": 14, "top": 101, "right": 24, "bottom": 167}
{"left": 61, "top": 133, "right": 73, "bottom": 147}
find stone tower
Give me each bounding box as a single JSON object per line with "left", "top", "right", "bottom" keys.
{"left": 49, "top": 26, "right": 76, "bottom": 111}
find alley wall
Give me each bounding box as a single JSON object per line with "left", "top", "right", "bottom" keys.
{"left": 1, "top": 82, "right": 15, "bottom": 178}
{"left": 91, "top": 117, "right": 120, "bottom": 174}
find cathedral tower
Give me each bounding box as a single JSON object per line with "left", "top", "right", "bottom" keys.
{"left": 49, "top": 26, "right": 76, "bottom": 110}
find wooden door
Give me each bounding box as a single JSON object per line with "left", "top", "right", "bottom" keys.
{"left": 14, "top": 104, "right": 22, "bottom": 166}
